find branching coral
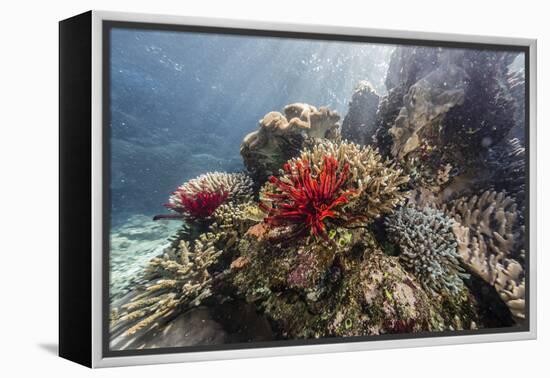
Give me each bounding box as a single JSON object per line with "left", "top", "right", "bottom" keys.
{"left": 154, "top": 172, "right": 253, "bottom": 221}
{"left": 445, "top": 190, "right": 525, "bottom": 320}
{"left": 240, "top": 103, "right": 340, "bottom": 182}
{"left": 111, "top": 200, "right": 260, "bottom": 343}
{"left": 111, "top": 237, "right": 222, "bottom": 339}
{"left": 259, "top": 141, "right": 408, "bottom": 241}
{"left": 386, "top": 206, "right": 468, "bottom": 296}
{"left": 260, "top": 155, "right": 357, "bottom": 239}
{"left": 289, "top": 140, "right": 410, "bottom": 220}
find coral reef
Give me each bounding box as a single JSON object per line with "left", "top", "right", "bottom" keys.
{"left": 445, "top": 191, "right": 525, "bottom": 320}
{"left": 481, "top": 138, "right": 526, "bottom": 213}
{"left": 441, "top": 51, "right": 518, "bottom": 163}
{"left": 164, "top": 190, "right": 229, "bottom": 220}
{"left": 386, "top": 206, "right": 468, "bottom": 296}
{"left": 341, "top": 81, "right": 380, "bottom": 145}
{"left": 373, "top": 46, "right": 444, "bottom": 158}
{"left": 507, "top": 69, "right": 526, "bottom": 143}
{"left": 372, "top": 47, "right": 523, "bottom": 203}
{"left": 388, "top": 60, "right": 466, "bottom": 160}
{"left": 109, "top": 43, "right": 528, "bottom": 350}
{"left": 240, "top": 104, "right": 340, "bottom": 183}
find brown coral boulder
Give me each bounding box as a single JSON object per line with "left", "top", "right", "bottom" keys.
{"left": 240, "top": 103, "right": 340, "bottom": 183}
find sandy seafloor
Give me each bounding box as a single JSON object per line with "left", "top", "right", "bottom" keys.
{"left": 109, "top": 215, "right": 181, "bottom": 301}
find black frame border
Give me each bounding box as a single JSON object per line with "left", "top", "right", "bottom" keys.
{"left": 101, "top": 19, "right": 531, "bottom": 359}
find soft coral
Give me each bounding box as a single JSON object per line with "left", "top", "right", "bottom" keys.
{"left": 260, "top": 155, "right": 356, "bottom": 239}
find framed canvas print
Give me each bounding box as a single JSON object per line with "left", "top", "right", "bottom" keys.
{"left": 59, "top": 10, "right": 537, "bottom": 368}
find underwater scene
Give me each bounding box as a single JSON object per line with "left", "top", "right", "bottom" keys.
{"left": 108, "top": 26, "right": 527, "bottom": 351}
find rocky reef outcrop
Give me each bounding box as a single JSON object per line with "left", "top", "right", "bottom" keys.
{"left": 230, "top": 224, "right": 477, "bottom": 338}
{"left": 341, "top": 81, "right": 380, "bottom": 146}
{"left": 371, "top": 46, "right": 524, "bottom": 202}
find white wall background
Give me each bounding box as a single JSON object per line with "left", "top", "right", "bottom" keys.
{"left": 0, "top": 0, "right": 546, "bottom": 376}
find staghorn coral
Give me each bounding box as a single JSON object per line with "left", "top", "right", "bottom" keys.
{"left": 386, "top": 206, "right": 468, "bottom": 296}
{"left": 240, "top": 103, "right": 340, "bottom": 182}
{"left": 111, "top": 236, "right": 222, "bottom": 339}
{"left": 445, "top": 191, "right": 525, "bottom": 320}
{"left": 287, "top": 140, "right": 410, "bottom": 220}
{"left": 260, "top": 155, "right": 358, "bottom": 240}
{"left": 154, "top": 172, "right": 254, "bottom": 222}
{"left": 111, "top": 200, "right": 260, "bottom": 344}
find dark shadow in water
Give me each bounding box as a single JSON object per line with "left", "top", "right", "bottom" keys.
{"left": 38, "top": 343, "right": 58, "bottom": 356}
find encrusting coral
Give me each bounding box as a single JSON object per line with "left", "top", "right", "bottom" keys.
{"left": 259, "top": 140, "right": 409, "bottom": 241}
{"left": 153, "top": 172, "right": 254, "bottom": 222}
{"left": 444, "top": 191, "right": 525, "bottom": 320}
{"left": 386, "top": 206, "right": 468, "bottom": 296}
{"left": 388, "top": 61, "right": 467, "bottom": 160}
{"left": 240, "top": 103, "right": 340, "bottom": 183}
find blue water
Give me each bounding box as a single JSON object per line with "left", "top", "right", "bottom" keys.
{"left": 109, "top": 28, "right": 395, "bottom": 225}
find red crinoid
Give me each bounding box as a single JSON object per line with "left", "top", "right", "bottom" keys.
{"left": 260, "top": 155, "right": 356, "bottom": 239}
{"left": 154, "top": 190, "right": 229, "bottom": 221}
